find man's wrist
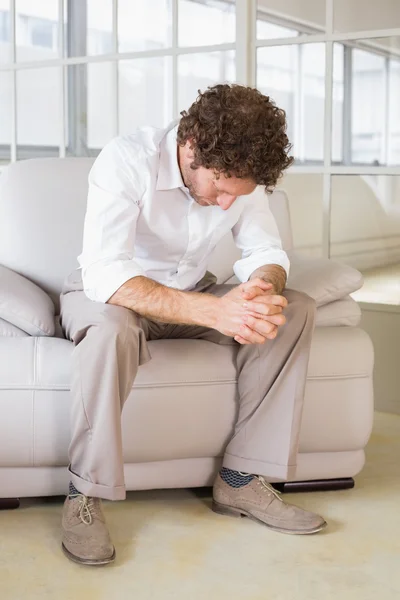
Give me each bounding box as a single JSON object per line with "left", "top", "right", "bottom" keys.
{"left": 249, "top": 264, "right": 287, "bottom": 295}
{"left": 196, "top": 293, "right": 220, "bottom": 329}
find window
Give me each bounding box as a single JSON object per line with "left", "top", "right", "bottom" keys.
{"left": 0, "top": 9, "right": 9, "bottom": 43}
{"left": 1, "top": 0, "right": 400, "bottom": 305}
{"left": 257, "top": 43, "right": 325, "bottom": 163}
{"left": 333, "top": 39, "right": 400, "bottom": 167}
{"left": 15, "top": 1, "right": 59, "bottom": 61}
{"left": 0, "top": 0, "right": 236, "bottom": 158}
{"left": 352, "top": 49, "right": 386, "bottom": 165}
{"left": 179, "top": 0, "right": 236, "bottom": 47}
{"left": 31, "top": 18, "right": 55, "bottom": 49}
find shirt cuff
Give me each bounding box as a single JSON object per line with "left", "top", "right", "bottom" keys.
{"left": 82, "top": 260, "right": 146, "bottom": 303}
{"left": 233, "top": 250, "right": 290, "bottom": 283}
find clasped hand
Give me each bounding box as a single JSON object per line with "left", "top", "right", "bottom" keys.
{"left": 217, "top": 278, "right": 287, "bottom": 345}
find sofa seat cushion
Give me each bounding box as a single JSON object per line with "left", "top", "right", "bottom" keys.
{"left": 0, "top": 327, "right": 371, "bottom": 391}
{"left": 0, "top": 328, "right": 373, "bottom": 469}
{"left": 0, "top": 337, "right": 238, "bottom": 390}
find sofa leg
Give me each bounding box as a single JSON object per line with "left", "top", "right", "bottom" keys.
{"left": 0, "top": 498, "right": 20, "bottom": 510}
{"left": 272, "top": 478, "right": 355, "bottom": 493}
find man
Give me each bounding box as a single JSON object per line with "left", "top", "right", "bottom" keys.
{"left": 60, "top": 83, "right": 327, "bottom": 567}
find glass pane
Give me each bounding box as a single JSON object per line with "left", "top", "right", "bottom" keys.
{"left": 0, "top": 0, "right": 11, "bottom": 63}
{"left": 277, "top": 174, "right": 323, "bottom": 257}
{"left": 0, "top": 71, "right": 11, "bottom": 161}
{"left": 179, "top": 0, "right": 235, "bottom": 47}
{"left": 332, "top": 43, "right": 344, "bottom": 163}
{"left": 352, "top": 48, "right": 385, "bottom": 165}
{"left": 118, "top": 0, "right": 171, "bottom": 53}
{"left": 66, "top": 63, "right": 114, "bottom": 155}
{"left": 16, "top": 67, "right": 60, "bottom": 154}
{"left": 333, "top": 0, "right": 400, "bottom": 33}
{"left": 66, "top": 0, "right": 113, "bottom": 57}
{"left": 257, "top": 44, "right": 325, "bottom": 163}
{"left": 333, "top": 38, "right": 400, "bottom": 166}
{"left": 178, "top": 51, "right": 235, "bottom": 113}
{"left": 88, "top": 62, "right": 114, "bottom": 149}
{"left": 389, "top": 59, "right": 400, "bottom": 165}
{"left": 16, "top": 0, "right": 59, "bottom": 62}
{"left": 118, "top": 57, "right": 173, "bottom": 134}
{"left": 257, "top": 0, "right": 325, "bottom": 39}
{"left": 331, "top": 175, "right": 400, "bottom": 305}
{"left": 302, "top": 44, "right": 325, "bottom": 162}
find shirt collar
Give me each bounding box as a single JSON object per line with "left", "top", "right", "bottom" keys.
{"left": 156, "top": 123, "right": 185, "bottom": 191}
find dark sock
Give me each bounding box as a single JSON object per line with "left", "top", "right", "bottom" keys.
{"left": 220, "top": 467, "right": 254, "bottom": 488}
{"left": 68, "top": 481, "right": 81, "bottom": 497}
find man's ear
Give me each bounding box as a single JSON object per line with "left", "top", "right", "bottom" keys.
{"left": 186, "top": 138, "right": 196, "bottom": 157}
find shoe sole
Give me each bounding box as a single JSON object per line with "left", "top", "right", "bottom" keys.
{"left": 212, "top": 500, "right": 327, "bottom": 535}
{"left": 62, "top": 543, "right": 116, "bottom": 566}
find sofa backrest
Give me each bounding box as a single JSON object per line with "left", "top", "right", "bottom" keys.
{"left": 0, "top": 158, "right": 293, "bottom": 312}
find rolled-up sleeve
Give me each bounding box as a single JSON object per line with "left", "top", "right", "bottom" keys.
{"left": 78, "top": 139, "right": 145, "bottom": 303}
{"left": 232, "top": 189, "right": 290, "bottom": 283}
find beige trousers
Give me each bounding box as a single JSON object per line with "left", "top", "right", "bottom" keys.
{"left": 60, "top": 269, "right": 316, "bottom": 501}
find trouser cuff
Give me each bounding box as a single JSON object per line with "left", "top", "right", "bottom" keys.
{"left": 68, "top": 466, "right": 126, "bottom": 501}
{"left": 222, "top": 453, "right": 297, "bottom": 482}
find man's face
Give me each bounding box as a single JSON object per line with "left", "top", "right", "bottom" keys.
{"left": 180, "top": 149, "right": 257, "bottom": 210}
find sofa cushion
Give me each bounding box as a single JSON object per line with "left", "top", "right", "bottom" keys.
{"left": 286, "top": 253, "right": 363, "bottom": 307}
{"left": 0, "top": 317, "right": 29, "bottom": 337}
{"left": 315, "top": 296, "right": 361, "bottom": 327}
{"left": 0, "top": 265, "right": 55, "bottom": 336}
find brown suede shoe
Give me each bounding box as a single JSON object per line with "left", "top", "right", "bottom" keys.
{"left": 62, "top": 493, "right": 116, "bottom": 566}
{"left": 212, "top": 473, "right": 327, "bottom": 535}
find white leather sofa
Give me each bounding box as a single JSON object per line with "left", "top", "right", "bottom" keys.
{"left": 0, "top": 158, "right": 374, "bottom": 505}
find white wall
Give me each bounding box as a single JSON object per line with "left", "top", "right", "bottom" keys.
{"left": 257, "top": 0, "right": 400, "bottom": 34}
{"left": 333, "top": 0, "right": 400, "bottom": 33}
{"left": 360, "top": 305, "right": 400, "bottom": 415}
{"left": 257, "top": 0, "right": 325, "bottom": 29}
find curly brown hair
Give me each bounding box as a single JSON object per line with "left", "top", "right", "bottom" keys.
{"left": 177, "top": 84, "right": 293, "bottom": 193}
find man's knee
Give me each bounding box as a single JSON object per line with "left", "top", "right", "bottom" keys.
{"left": 284, "top": 289, "right": 316, "bottom": 318}
{"left": 73, "top": 305, "right": 142, "bottom": 346}
{"left": 95, "top": 307, "right": 141, "bottom": 340}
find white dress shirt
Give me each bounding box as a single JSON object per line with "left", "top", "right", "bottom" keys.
{"left": 78, "top": 122, "right": 290, "bottom": 303}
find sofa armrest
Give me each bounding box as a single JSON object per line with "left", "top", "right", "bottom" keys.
{"left": 315, "top": 296, "right": 361, "bottom": 327}
{"left": 0, "top": 265, "right": 55, "bottom": 336}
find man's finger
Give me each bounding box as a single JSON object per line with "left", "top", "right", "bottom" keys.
{"left": 266, "top": 327, "right": 278, "bottom": 339}
{"left": 239, "top": 324, "right": 266, "bottom": 344}
{"left": 234, "top": 335, "right": 252, "bottom": 345}
{"left": 242, "top": 278, "right": 273, "bottom": 291}
{"left": 243, "top": 302, "right": 283, "bottom": 316}
{"left": 246, "top": 311, "right": 286, "bottom": 326}
{"left": 241, "top": 286, "right": 269, "bottom": 301}
{"left": 245, "top": 294, "right": 288, "bottom": 308}
{"left": 242, "top": 315, "right": 276, "bottom": 337}
{"left": 240, "top": 280, "right": 273, "bottom": 298}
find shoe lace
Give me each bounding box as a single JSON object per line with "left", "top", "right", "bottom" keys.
{"left": 70, "top": 493, "right": 95, "bottom": 525}
{"left": 238, "top": 472, "right": 283, "bottom": 503}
